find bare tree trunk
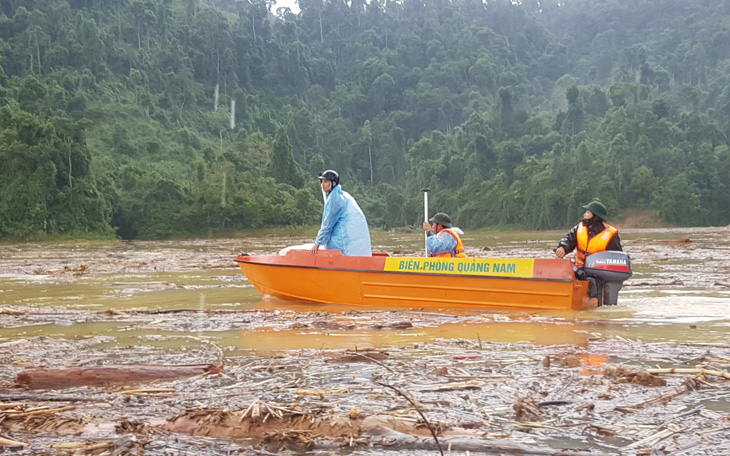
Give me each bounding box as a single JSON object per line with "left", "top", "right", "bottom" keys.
{"left": 369, "top": 142, "right": 373, "bottom": 185}
{"left": 67, "top": 139, "right": 73, "bottom": 190}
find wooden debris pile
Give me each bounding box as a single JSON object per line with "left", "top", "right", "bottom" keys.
{"left": 604, "top": 364, "right": 667, "bottom": 386}
{"left": 0, "top": 402, "right": 84, "bottom": 436}
{"left": 49, "top": 436, "right": 144, "bottom": 455}
{"left": 0, "top": 326, "right": 727, "bottom": 454}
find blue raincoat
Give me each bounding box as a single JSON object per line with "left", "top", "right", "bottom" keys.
{"left": 315, "top": 185, "right": 372, "bottom": 256}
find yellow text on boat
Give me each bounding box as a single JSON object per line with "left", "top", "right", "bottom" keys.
{"left": 384, "top": 258, "right": 535, "bottom": 278}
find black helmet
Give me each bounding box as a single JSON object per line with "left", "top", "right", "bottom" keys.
{"left": 318, "top": 169, "right": 339, "bottom": 186}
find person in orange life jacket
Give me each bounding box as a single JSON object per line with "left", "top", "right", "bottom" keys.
{"left": 422, "top": 212, "right": 466, "bottom": 258}
{"left": 555, "top": 201, "right": 622, "bottom": 268}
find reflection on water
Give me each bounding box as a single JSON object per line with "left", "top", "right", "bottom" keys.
{"left": 240, "top": 320, "right": 590, "bottom": 352}
{"left": 0, "top": 226, "right": 729, "bottom": 350}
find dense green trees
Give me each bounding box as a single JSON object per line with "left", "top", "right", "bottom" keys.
{"left": 0, "top": 101, "right": 111, "bottom": 237}
{"left": 1, "top": 0, "right": 730, "bottom": 240}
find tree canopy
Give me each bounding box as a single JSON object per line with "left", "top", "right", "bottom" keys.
{"left": 1, "top": 0, "right": 729, "bottom": 239}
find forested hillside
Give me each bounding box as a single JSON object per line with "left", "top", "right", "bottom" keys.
{"left": 1, "top": 0, "right": 729, "bottom": 239}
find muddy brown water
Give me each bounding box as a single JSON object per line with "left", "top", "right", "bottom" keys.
{"left": 0, "top": 227, "right": 729, "bottom": 455}
{"left": 1, "top": 227, "right": 728, "bottom": 347}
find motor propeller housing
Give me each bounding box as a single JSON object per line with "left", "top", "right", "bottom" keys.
{"left": 582, "top": 251, "right": 632, "bottom": 306}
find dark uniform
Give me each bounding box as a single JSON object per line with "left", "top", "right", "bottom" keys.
{"left": 556, "top": 201, "right": 623, "bottom": 269}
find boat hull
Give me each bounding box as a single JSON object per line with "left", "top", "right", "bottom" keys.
{"left": 236, "top": 250, "right": 596, "bottom": 311}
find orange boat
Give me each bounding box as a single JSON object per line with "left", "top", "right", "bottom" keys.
{"left": 235, "top": 249, "right": 631, "bottom": 311}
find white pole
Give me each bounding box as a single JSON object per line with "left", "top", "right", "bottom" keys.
{"left": 422, "top": 188, "right": 430, "bottom": 257}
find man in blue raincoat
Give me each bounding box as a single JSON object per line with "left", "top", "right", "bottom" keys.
{"left": 310, "top": 170, "right": 372, "bottom": 256}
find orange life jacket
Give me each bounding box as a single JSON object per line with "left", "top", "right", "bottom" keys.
{"left": 575, "top": 222, "right": 618, "bottom": 267}
{"left": 430, "top": 228, "right": 466, "bottom": 258}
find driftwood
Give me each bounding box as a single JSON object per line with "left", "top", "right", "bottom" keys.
{"left": 117, "top": 388, "right": 177, "bottom": 395}
{"left": 647, "top": 367, "right": 730, "bottom": 380}
{"left": 612, "top": 367, "right": 730, "bottom": 413}
{"left": 163, "top": 404, "right": 434, "bottom": 439}
{"left": 361, "top": 427, "right": 604, "bottom": 455}
{"left": 0, "top": 402, "right": 23, "bottom": 408}
{"left": 616, "top": 377, "right": 701, "bottom": 412}
{"left": 513, "top": 396, "right": 547, "bottom": 421}
{"left": 0, "top": 394, "right": 103, "bottom": 402}
{"left": 376, "top": 381, "right": 444, "bottom": 456}
{"left": 294, "top": 388, "right": 350, "bottom": 397}
{"left": 0, "top": 436, "right": 29, "bottom": 447}
{"left": 604, "top": 365, "right": 666, "bottom": 386}
{"left": 325, "top": 351, "right": 390, "bottom": 363}
{"left": 14, "top": 364, "right": 223, "bottom": 389}
{"left": 656, "top": 238, "right": 692, "bottom": 245}
{"left": 2, "top": 405, "right": 76, "bottom": 419}
{"left": 49, "top": 436, "right": 143, "bottom": 454}
{"left": 253, "top": 427, "right": 604, "bottom": 455}
{"left": 163, "top": 403, "right": 605, "bottom": 455}
{"left": 0, "top": 413, "right": 86, "bottom": 435}
{"left": 621, "top": 424, "right": 682, "bottom": 451}
{"left": 0, "top": 307, "right": 25, "bottom": 315}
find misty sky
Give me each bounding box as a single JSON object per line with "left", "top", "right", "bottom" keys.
{"left": 274, "top": 0, "right": 300, "bottom": 14}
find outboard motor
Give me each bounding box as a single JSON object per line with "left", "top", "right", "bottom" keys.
{"left": 582, "top": 251, "right": 632, "bottom": 306}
